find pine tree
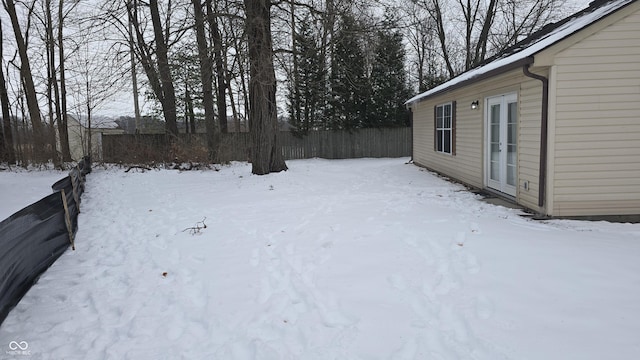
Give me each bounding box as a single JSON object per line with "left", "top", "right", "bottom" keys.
{"left": 328, "top": 15, "right": 369, "bottom": 131}
{"left": 369, "top": 28, "right": 411, "bottom": 127}
{"left": 288, "top": 17, "right": 324, "bottom": 135}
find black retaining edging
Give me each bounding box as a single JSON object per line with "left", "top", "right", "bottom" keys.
{"left": 0, "top": 157, "right": 91, "bottom": 326}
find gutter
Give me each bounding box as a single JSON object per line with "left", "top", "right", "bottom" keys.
{"left": 522, "top": 63, "right": 549, "bottom": 208}
{"left": 407, "top": 57, "right": 534, "bottom": 106}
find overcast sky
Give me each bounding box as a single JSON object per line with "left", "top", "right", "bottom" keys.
{"left": 0, "top": 0, "right": 599, "bottom": 118}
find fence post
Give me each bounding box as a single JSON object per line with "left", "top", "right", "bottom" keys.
{"left": 60, "top": 189, "right": 76, "bottom": 251}
{"left": 70, "top": 171, "right": 80, "bottom": 213}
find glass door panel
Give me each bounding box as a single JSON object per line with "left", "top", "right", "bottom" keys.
{"left": 489, "top": 104, "right": 501, "bottom": 182}
{"left": 506, "top": 101, "right": 517, "bottom": 187}
{"left": 486, "top": 94, "right": 517, "bottom": 196}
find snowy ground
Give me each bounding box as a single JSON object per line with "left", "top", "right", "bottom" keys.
{"left": 1, "top": 158, "right": 639, "bottom": 359}
{"left": 0, "top": 169, "right": 68, "bottom": 220}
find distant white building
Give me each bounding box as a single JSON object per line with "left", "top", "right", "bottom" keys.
{"left": 65, "top": 115, "right": 124, "bottom": 161}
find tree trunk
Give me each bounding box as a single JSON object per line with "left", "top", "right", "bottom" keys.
{"left": 244, "top": 0, "right": 287, "bottom": 175}
{"left": 206, "top": 0, "right": 228, "bottom": 134}
{"left": 186, "top": 89, "right": 196, "bottom": 134}
{"left": 226, "top": 9, "right": 250, "bottom": 120}
{"left": 149, "top": 0, "right": 178, "bottom": 136}
{"left": 431, "top": 0, "right": 455, "bottom": 78}
{"left": 127, "top": 2, "right": 142, "bottom": 133}
{"left": 58, "top": 0, "right": 71, "bottom": 161}
{"left": 4, "top": 0, "right": 45, "bottom": 161}
{"left": 45, "top": 0, "right": 60, "bottom": 165}
{"left": 192, "top": 0, "right": 220, "bottom": 161}
{"left": 0, "top": 16, "right": 16, "bottom": 164}
{"left": 473, "top": 0, "right": 497, "bottom": 66}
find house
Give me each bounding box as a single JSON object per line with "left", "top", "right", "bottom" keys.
{"left": 405, "top": 0, "right": 640, "bottom": 218}
{"left": 66, "top": 115, "right": 124, "bottom": 162}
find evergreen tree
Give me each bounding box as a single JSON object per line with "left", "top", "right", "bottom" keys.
{"left": 328, "top": 15, "right": 369, "bottom": 131}
{"left": 369, "top": 28, "right": 411, "bottom": 127}
{"left": 288, "top": 17, "right": 324, "bottom": 135}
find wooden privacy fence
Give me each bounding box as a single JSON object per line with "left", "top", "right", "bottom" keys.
{"left": 101, "top": 127, "right": 412, "bottom": 163}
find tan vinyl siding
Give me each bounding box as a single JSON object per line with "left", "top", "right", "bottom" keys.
{"left": 518, "top": 77, "right": 544, "bottom": 210}
{"left": 551, "top": 8, "right": 640, "bottom": 216}
{"left": 412, "top": 97, "right": 483, "bottom": 188}
{"left": 411, "top": 69, "right": 544, "bottom": 210}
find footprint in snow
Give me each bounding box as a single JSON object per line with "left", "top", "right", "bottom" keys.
{"left": 388, "top": 274, "right": 408, "bottom": 291}
{"left": 165, "top": 310, "right": 186, "bottom": 341}
{"left": 392, "top": 337, "right": 418, "bottom": 360}
{"left": 433, "top": 274, "right": 459, "bottom": 295}
{"left": 285, "top": 243, "right": 295, "bottom": 256}
{"left": 465, "top": 253, "right": 481, "bottom": 274}
{"left": 257, "top": 277, "right": 273, "bottom": 304}
{"left": 439, "top": 304, "right": 469, "bottom": 343}
{"left": 250, "top": 248, "right": 260, "bottom": 267}
{"left": 475, "top": 295, "right": 494, "bottom": 320}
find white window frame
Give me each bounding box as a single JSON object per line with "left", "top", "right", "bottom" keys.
{"left": 435, "top": 102, "right": 453, "bottom": 154}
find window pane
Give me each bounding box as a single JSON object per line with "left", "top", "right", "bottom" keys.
{"left": 491, "top": 143, "right": 500, "bottom": 162}
{"left": 507, "top": 145, "right": 517, "bottom": 165}
{"left": 437, "top": 106, "right": 443, "bottom": 118}
{"left": 437, "top": 117, "right": 443, "bottom": 128}
{"left": 444, "top": 130, "right": 451, "bottom": 153}
{"left": 508, "top": 122, "right": 517, "bottom": 144}
{"left": 508, "top": 102, "right": 517, "bottom": 123}
{"left": 491, "top": 104, "right": 500, "bottom": 125}
{"left": 491, "top": 124, "right": 499, "bottom": 143}
{"left": 507, "top": 164, "right": 516, "bottom": 186}
{"left": 444, "top": 104, "right": 451, "bottom": 117}
{"left": 490, "top": 161, "right": 499, "bottom": 181}
{"left": 444, "top": 117, "right": 451, "bottom": 128}
{"left": 437, "top": 130, "right": 443, "bottom": 151}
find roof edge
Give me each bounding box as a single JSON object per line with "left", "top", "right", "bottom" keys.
{"left": 406, "top": 57, "right": 534, "bottom": 106}
{"left": 406, "top": 0, "right": 636, "bottom": 107}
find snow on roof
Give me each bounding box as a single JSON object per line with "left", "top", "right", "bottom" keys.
{"left": 405, "top": 0, "right": 635, "bottom": 105}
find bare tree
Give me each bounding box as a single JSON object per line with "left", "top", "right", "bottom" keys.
{"left": 225, "top": 3, "right": 250, "bottom": 128}
{"left": 66, "top": 9, "right": 129, "bottom": 160}
{"left": 127, "top": 0, "right": 180, "bottom": 136}
{"left": 0, "top": 16, "right": 16, "bottom": 164}
{"left": 205, "top": 0, "right": 229, "bottom": 134}
{"left": 244, "top": 0, "right": 287, "bottom": 175}
{"left": 3, "top": 0, "right": 46, "bottom": 161}
{"left": 415, "top": 0, "right": 567, "bottom": 78}
{"left": 125, "top": 1, "right": 142, "bottom": 132}
{"left": 192, "top": 0, "right": 220, "bottom": 160}
{"left": 490, "top": 0, "right": 565, "bottom": 52}
{"left": 44, "top": 0, "right": 62, "bottom": 164}
{"left": 57, "top": 0, "right": 78, "bottom": 161}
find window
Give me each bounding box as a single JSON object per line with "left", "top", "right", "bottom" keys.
{"left": 434, "top": 102, "right": 456, "bottom": 154}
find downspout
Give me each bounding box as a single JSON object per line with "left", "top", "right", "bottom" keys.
{"left": 409, "top": 106, "right": 414, "bottom": 162}
{"left": 522, "top": 63, "right": 549, "bottom": 208}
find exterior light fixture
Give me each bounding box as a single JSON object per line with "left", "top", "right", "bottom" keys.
{"left": 470, "top": 100, "right": 479, "bottom": 110}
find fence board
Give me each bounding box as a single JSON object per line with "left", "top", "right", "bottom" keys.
{"left": 102, "top": 128, "right": 411, "bottom": 163}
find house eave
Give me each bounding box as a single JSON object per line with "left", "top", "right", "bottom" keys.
{"left": 406, "top": 57, "right": 535, "bottom": 107}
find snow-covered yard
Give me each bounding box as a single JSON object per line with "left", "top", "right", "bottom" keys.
{"left": 0, "top": 169, "right": 68, "bottom": 220}
{"left": 1, "top": 158, "right": 639, "bottom": 359}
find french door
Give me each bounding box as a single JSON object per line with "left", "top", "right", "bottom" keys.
{"left": 486, "top": 94, "right": 517, "bottom": 197}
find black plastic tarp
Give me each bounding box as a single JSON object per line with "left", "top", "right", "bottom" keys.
{"left": 0, "top": 157, "right": 90, "bottom": 326}
{"left": 0, "top": 192, "right": 69, "bottom": 324}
